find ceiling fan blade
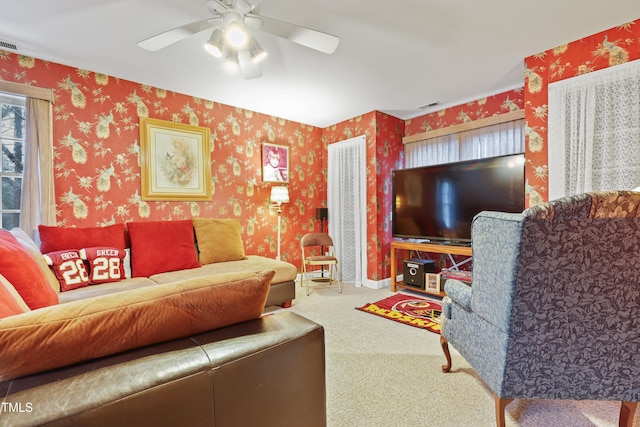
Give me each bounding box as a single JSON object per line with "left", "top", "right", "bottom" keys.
{"left": 137, "top": 18, "right": 221, "bottom": 51}
{"left": 238, "top": 50, "right": 262, "bottom": 79}
{"left": 246, "top": 14, "right": 339, "bottom": 54}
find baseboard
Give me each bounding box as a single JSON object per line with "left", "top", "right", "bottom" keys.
{"left": 363, "top": 273, "right": 406, "bottom": 290}
{"left": 363, "top": 278, "right": 390, "bottom": 290}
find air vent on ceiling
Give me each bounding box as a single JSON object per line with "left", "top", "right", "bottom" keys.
{"left": 0, "top": 39, "right": 20, "bottom": 52}
{"left": 417, "top": 101, "right": 440, "bottom": 110}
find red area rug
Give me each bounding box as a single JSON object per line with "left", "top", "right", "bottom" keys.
{"left": 356, "top": 293, "right": 442, "bottom": 334}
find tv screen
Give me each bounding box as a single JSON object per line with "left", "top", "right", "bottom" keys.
{"left": 392, "top": 153, "right": 525, "bottom": 244}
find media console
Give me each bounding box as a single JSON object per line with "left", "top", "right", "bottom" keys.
{"left": 390, "top": 240, "right": 472, "bottom": 296}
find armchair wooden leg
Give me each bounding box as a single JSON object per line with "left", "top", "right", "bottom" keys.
{"left": 620, "top": 401, "right": 638, "bottom": 427}
{"left": 440, "top": 335, "right": 452, "bottom": 372}
{"left": 494, "top": 394, "right": 514, "bottom": 427}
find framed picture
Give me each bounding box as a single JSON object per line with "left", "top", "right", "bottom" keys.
{"left": 139, "top": 117, "right": 211, "bottom": 201}
{"left": 262, "top": 143, "right": 289, "bottom": 183}
{"left": 425, "top": 273, "right": 441, "bottom": 295}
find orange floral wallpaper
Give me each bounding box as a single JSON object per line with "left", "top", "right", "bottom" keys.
{"left": 2, "top": 16, "right": 636, "bottom": 282}
{"left": 524, "top": 19, "right": 640, "bottom": 205}
{"left": 404, "top": 89, "right": 524, "bottom": 137}
{"left": 0, "top": 50, "right": 325, "bottom": 269}
{"left": 322, "top": 111, "right": 404, "bottom": 282}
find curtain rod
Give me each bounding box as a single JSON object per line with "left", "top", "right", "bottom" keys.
{"left": 0, "top": 79, "right": 54, "bottom": 104}
{"left": 403, "top": 110, "right": 524, "bottom": 144}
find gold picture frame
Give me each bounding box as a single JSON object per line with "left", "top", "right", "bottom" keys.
{"left": 425, "top": 273, "right": 441, "bottom": 295}
{"left": 139, "top": 117, "right": 211, "bottom": 201}
{"left": 262, "top": 143, "right": 289, "bottom": 183}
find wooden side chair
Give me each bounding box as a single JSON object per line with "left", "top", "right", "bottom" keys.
{"left": 300, "top": 233, "right": 342, "bottom": 296}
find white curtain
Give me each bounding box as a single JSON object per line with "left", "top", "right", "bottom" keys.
{"left": 20, "top": 97, "right": 55, "bottom": 237}
{"left": 327, "top": 136, "right": 367, "bottom": 286}
{"left": 405, "top": 119, "right": 524, "bottom": 168}
{"left": 404, "top": 134, "right": 459, "bottom": 167}
{"left": 549, "top": 59, "right": 640, "bottom": 200}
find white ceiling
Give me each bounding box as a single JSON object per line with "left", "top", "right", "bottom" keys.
{"left": 0, "top": 0, "right": 638, "bottom": 128}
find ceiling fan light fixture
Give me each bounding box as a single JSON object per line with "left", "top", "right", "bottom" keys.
{"left": 137, "top": 0, "right": 341, "bottom": 80}
{"left": 204, "top": 28, "right": 225, "bottom": 58}
{"left": 226, "top": 23, "right": 248, "bottom": 48}
{"left": 223, "top": 10, "right": 248, "bottom": 48}
{"left": 223, "top": 46, "right": 240, "bottom": 71}
{"left": 248, "top": 38, "right": 267, "bottom": 64}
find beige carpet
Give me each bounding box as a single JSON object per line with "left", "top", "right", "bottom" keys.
{"left": 268, "top": 280, "right": 640, "bottom": 427}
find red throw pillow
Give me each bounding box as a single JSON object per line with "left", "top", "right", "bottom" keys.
{"left": 43, "top": 250, "right": 90, "bottom": 291}
{"left": 0, "top": 229, "right": 58, "bottom": 309}
{"left": 38, "top": 223, "right": 126, "bottom": 253}
{"left": 0, "top": 276, "right": 28, "bottom": 319}
{"left": 127, "top": 220, "right": 200, "bottom": 277}
{"left": 79, "top": 247, "right": 126, "bottom": 285}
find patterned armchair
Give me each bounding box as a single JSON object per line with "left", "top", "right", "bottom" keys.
{"left": 440, "top": 191, "right": 640, "bottom": 427}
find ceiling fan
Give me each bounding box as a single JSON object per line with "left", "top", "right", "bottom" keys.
{"left": 137, "top": 0, "right": 340, "bottom": 79}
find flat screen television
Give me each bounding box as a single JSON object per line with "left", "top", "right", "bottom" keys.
{"left": 392, "top": 153, "right": 525, "bottom": 244}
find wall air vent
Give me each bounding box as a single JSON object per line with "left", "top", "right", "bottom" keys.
{"left": 0, "top": 39, "right": 20, "bottom": 52}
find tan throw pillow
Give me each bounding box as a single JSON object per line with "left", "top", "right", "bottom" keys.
{"left": 193, "top": 218, "right": 246, "bottom": 264}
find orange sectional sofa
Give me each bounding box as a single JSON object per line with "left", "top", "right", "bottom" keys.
{"left": 0, "top": 221, "right": 325, "bottom": 426}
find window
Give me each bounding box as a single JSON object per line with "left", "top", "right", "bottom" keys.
{"left": 0, "top": 92, "right": 26, "bottom": 230}
{"left": 548, "top": 59, "right": 640, "bottom": 199}
{"left": 404, "top": 118, "right": 525, "bottom": 169}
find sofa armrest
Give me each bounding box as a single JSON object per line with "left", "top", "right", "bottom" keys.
{"left": 444, "top": 279, "right": 472, "bottom": 310}
{"left": 442, "top": 279, "right": 472, "bottom": 321}
{"left": 0, "top": 270, "right": 274, "bottom": 381}
{"left": 193, "top": 311, "right": 326, "bottom": 427}
{"left": 0, "top": 312, "right": 326, "bottom": 427}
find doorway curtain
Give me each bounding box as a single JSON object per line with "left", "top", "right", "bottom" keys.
{"left": 327, "top": 136, "right": 367, "bottom": 286}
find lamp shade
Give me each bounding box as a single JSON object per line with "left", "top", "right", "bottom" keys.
{"left": 270, "top": 186, "right": 289, "bottom": 204}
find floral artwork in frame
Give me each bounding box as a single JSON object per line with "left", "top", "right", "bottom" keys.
{"left": 139, "top": 117, "right": 212, "bottom": 201}
{"left": 262, "top": 143, "right": 289, "bottom": 183}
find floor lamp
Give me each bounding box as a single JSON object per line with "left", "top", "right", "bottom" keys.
{"left": 270, "top": 185, "right": 289, "bottom": 260}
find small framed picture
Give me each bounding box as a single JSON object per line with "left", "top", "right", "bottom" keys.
{"left": 425, "top": 273, "right": 441, "bottom": 294}
{"left": 262, "top": 143, "right": 289, "bottom": 183}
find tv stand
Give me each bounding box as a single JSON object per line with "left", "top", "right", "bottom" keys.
{"left": 390, "top": 240, "right": 472, "bottom": 294}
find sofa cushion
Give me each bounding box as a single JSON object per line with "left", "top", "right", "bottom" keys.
{"left": 38, "top": 223, "right": 127, "bottom": 254}
{"left": 0, "top": 269, "right": 275, "bottom": 382}
{"left": 127, "top": 220, "right": 200, "bottom": 277}
{"left": 10, "top": 227, "right": 61, "bottom": 293}
{"left": 0, "top": 274, "right": 30, "bottom": 319}
{"left": 151, "top": 255, "right": 298, "bottom": 285}
{"left": 193, "top": 218, "right": 246, "bottom": 264}
{"left": 57, "top": 277, "right": 158, "bottom": 303}
{"left": 79, "top": 247, "right": 126, "bottom": 284}
{"left": 43, "top": 249, "right": 91, "bottom": 291}
{"left": 0, "top": 229, "right": 58, "bottom": 310}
